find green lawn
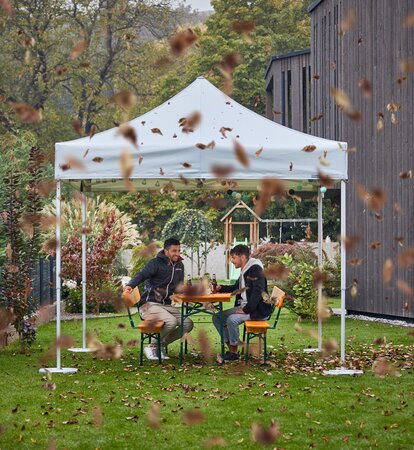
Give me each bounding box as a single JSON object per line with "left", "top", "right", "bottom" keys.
{"left": 0, "top": 310, "right": 413, "bottom": 449}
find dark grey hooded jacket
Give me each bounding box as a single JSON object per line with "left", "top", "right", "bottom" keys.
{"left": 127, "top": 250, "right": 184, "bottom": 306}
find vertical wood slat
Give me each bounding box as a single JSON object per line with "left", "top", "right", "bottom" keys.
{"left": 310, "top": 0, "right": 414, "bottom": 319}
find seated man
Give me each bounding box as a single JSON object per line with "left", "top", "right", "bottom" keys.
{"left": 212, "top": 244, "right": 271, "bottom": 361}
{"left": 123, "top": 238, "right": 193, "bottom": 360}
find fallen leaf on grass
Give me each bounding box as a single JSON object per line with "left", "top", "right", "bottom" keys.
{"left": 251, "top": 419, "right": 280, "bottom": 445}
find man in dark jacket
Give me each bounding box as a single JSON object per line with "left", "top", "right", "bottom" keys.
{"left": 123, "top": 238, "right": 193, "bottom": 360}
{"left": 212, "top": 244, "right": 271, "bottom": 361}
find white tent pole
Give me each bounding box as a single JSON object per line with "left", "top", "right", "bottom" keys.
{"left": 69, "top": 182, "right": 90, "bottom": 353}
{"left": 56, "top": 180, "right": 62, "bottom": 369}
{"left": 40, "top": 180, "right": 77, "bottom": 373}
{"left": 304, "top": 188, "right": 323, "bottom": 354}
{"left": 317, "top": 188, "right": 323, "bottom": 352}
{"left": 323, "top": 180, "right": 363, "bottom": 375}
{"left": 340, "top": 180, "right": 346, "bottom": 363}
{"left": 82, "top": 186, "right": 87, "bottom": 348}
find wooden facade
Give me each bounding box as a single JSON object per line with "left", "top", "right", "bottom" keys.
{"left": 265, "top": 0, "right": 414, "bottom": 319}
{"left": 265, "top": 49, "right": 311, "bottom": 133}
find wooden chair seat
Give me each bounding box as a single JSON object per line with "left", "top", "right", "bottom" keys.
{"left": 137, "top": 320, "right": 165, "bottom": 333}
{"left": 245, "top": 320, "right": 271, "bottom": 333}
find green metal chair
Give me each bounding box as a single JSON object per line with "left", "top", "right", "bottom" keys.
{"left": 243, "top": 286, "right": 285, "bottom": 365}
{"left": 124, "top": 288, "right": 164, "bottom": 365}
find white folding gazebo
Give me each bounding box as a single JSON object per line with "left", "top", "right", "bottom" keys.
{"left": 43, "top": 77, "right": 358, "bottom": 375}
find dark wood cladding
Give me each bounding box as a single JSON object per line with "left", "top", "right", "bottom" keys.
{"left": 309, "top": 0, "right": 414, "bottom": 319}
{"left": 264, "top": 50, "right": 311, "bottom": 133}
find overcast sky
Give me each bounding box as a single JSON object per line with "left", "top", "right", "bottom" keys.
{"left": 180, "top": 0, "right": 213, "bottom": 11}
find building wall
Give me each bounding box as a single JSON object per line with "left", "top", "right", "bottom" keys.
{"left": 310, "top": 0, "right": 414, "bottom": 318}
{"left": 264, "top": 50, "right": 311, "bottom": 133}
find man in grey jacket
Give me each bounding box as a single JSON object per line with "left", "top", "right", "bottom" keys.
{"left": 213, "top": 244, "right": 271, "bottom": 361}
{"left": 124, "top": 238, "right": 194, "bottom": 360}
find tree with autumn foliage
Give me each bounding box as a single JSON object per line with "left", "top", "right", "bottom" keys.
{"left": 154, "top": 0, "right": 312, "bottom": 113}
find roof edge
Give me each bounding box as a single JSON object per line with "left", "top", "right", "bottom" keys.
{"left": 308, "top": 0, "right": 325, "bottom": 13}
{"left": 264, "top": 48, "right": 311, "bottom": 80}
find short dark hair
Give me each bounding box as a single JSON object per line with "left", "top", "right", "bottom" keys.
{"left": 230, "top": 244, "right": 250, "bottom": 258}
{"left": 164, "top": 237, "right": 180, "bottom": 249}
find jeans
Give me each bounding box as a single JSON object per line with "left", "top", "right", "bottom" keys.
{"left": 139, "top": 303, "right": 194, "bottom": 346}
{"left": 212, "top": 307, "right": 250, "bottom": 346}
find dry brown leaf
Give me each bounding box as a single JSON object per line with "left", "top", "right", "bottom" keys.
{"left": 109, "top": 91, "right": 137, "bottom": 109}
{"left": 169, "top": 28, "right": 197, "bottom": 55}
{"left": 42, "top": 238, "right": 58, "bottom": 255}
{"left": 330, "top": 88, "right": 351, "bottom": 109}
{"left": 347, "top": 258, "right": 363, "bottom": 266}
{"left": 372, "top": 357, "right": 400, "bottom": 378}
{"left": 399, "top": 170, "right": 412, "bottom": 179}
{"left": 231, "top": 20, "right": 256, "bottom": 35}
{"left": 251, "top": 420, "right": 280, "bottom": 445}
{"left": 220, "top": 52, "right": 241, "bottom": 77}
{"left": 264, "top": 264, "right": 290, "bottom": 280}
{"left": 72, "top": 119, "right": 83, "bottom": 135}
{"left": 137, "top": 242, "right": 158, "bottom": 258}
{"left": 313, "top": 268, "right": 327, "bottom": 288}
{"left": 219, "top": 126, "right": 232, "bottom": 138}
{"left": 151, "top": 128, "right": 163, "bottom": 135}
{"left": 10, "top": 102, "right": 42, "bottom": 124}
{"left": 397, "top": 279, "right": 413, "bottom": 296}
{"left": 92, "top": 157, "right": 103, "bottom": 163}
{"left": 400, "top": 58, "right": 414, "bottom": 73}
{"left": 398, "top": 247, "right": 414, "bottom": 267}
{"left": 255, "top": 146, "right": 263, "bottom": 157}
{"left": 64, "top": 157, "right": 85, "bottom": 171}
{"left": 317, "top": 170, "right": 335, "bottom": 188}
{"left": 340, "top": 234, "right": 361, "bottom": 251}
{"left": 5, "top": 243, "right": 12, "bottom": 259}
{"left": 358, "top": 78, "right": 372, "bottom": 97}
{"left": 322, "top": 338, "right": 338, "bottom": 355}
{"left": 203, "top": 436, "right": 227, "bottom": 448}
{"left": 402, "top": 13, "right": 414, "bottom": 27}
{"left": 118, "top": 123, "right": 138, "bottom": 148}
{"left": 179, "top": 111, "right": 201, "bottom": 133}
{"left": 234, "top": 140, "right": 250, "bottom": 168}
{"left": 0, "top": 0, "right": 13, "bottom": 16}
{"left": 210, "top": 164, "right": 234, "bottom": 177}
{"left": 302, "top": 145, "right": 317, "bottom": 153}
{"left": 92, "top": 405, "right": 103, "bottom": 427}
{"left": 383, "top": 259, "right": 393, "bottom": 284}
{"left": 138, "top": 155, "right": 143, "bottom": 165}
{"left": 89, "top": 124, "right": 97, "bottom": 139}
{"left": 340, "top": 8, "right": 356, "bottom": 33}
{"left": 370, "top": 241, "right": 381, "bottom": 250}
{"left": 182, "top": 409, "right": 205, "bottom": 425}
{"left": 70, "top": 40, "right": 87, "bottom": 60}
{"left": 255, "top": 178, "right": 285, "bottom": 215}
{"left": 119, "top": 148, "right": 133, "bottom": 179}
{"left": 147, "top": 403, "right": 161, "bottom": 429}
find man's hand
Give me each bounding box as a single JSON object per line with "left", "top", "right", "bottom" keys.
{"left": 234, "top": 309, "right": 245, "bottom": 314}
{"left": 123, "top": 286, "right": 133, "bottom": 295}
{"left": 214, "top": 285, "right": 222, "bottom": 292}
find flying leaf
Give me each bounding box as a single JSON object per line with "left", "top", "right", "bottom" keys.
{"left": 109, "top": 91, "right": 137, "bottom": 109}
{"left": 383, "top": 258, "right": 393, "bottom": 283}
{"left": 264, "top": 264, "right": 290, "bottom": 280}
{"left": 118, "top": 123, "right": 138, "bottom": 148}
{"left": 0, "top": 0, "right": 13, "bottom": 16}
{"left": 119, "top": 148, "right": 133, "bottom": 179}
{"left": 169, "top": 28, "right": 197, "bottom": 55}
{"left": 10, "top": 102, "right": 42, "bottom": 124}
{"left": 151, "top": 128, "right": 163, "bottom": 135}
{"left": 302, "top": 145, "right": 317, "bottom": 153}
{"left": 219, "top": 126, "right": 232, "bottom": 138}
{"left": 234, "top": 140, "right": 250, "bottom": 167}
{"left": 210, "top": 164, "right": 234, "bottom": 177}
{"left": 92, "top": 157, "right": 103, "bottom": 163}
{"left": 182, "top": 409, "right": 205, "bottom": 425}
{"left": 70, "top": 40, "right": 87, "bottom": 60}
{"left": 255, "top": 146, "right": 263, "bottom": 157}
{"left": 251, "top": 420, "right": 280, "bottom": 445}
{"left": 255, "top": 178, "right": 286, "bottom": 215}
{"left": 231, "top": 20, "right": 256, "bottom": 35}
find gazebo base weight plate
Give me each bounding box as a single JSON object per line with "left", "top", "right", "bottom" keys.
{"left": 323, "top": 368, "right": 364, "bottom": 376}
{"left": 39, "top": 368, "right": 78, "bottom": 374}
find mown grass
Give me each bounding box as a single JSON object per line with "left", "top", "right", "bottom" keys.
{"left": 0, "top": 309, "right": 413, "bottom": 450}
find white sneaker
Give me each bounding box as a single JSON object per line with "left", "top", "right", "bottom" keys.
{"left": 161, "top": 349, "right": 170, "bottom": 360}
{"left": 144, "top": 345, "right": 159, "bottom": 361}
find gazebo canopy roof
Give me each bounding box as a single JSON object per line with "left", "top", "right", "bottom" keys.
{"left": 55, "top": 77, "right": 347, "bottom": 192}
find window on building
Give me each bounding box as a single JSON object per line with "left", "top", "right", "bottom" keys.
{"left": 287, "top": 70, "right": 292, "bottom": 128}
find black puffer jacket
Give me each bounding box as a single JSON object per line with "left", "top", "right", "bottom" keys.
{"left": 127, "top": 250, "right": 184, "bottom": 306}
{"left": 219, "top": 264, "right": 271, "bottom": 320}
